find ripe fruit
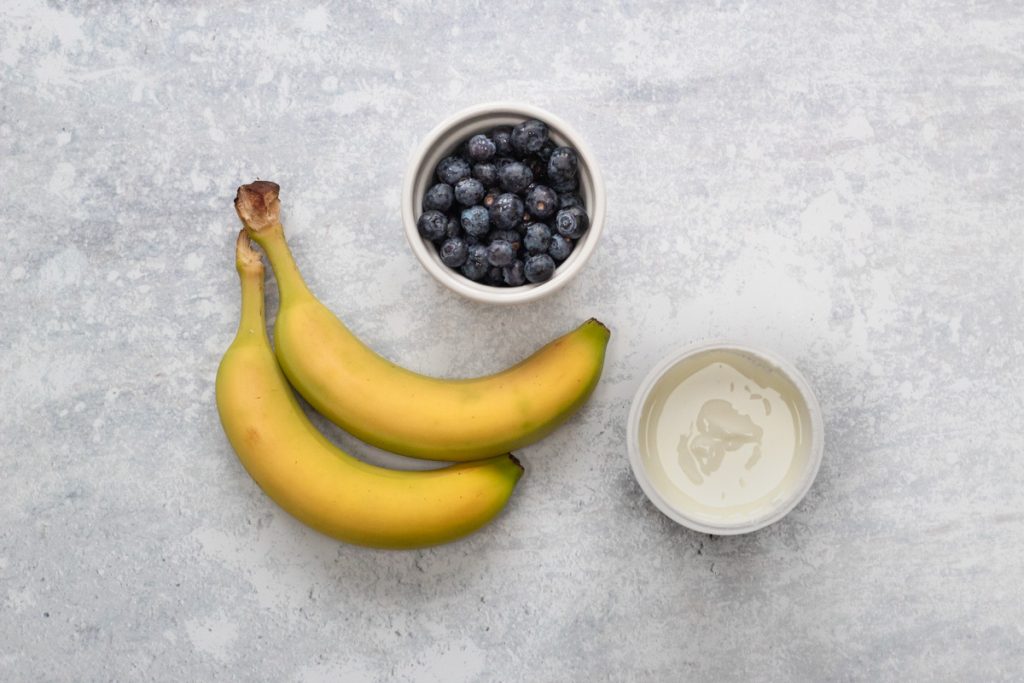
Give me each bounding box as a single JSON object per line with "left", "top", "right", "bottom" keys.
{"left": 236, "top": 181, "right": 611, "bottom": 461}
{"left": 524, "top": 253, "right": 556, "bottom": 283}
{"left": 216, "top": 230, "right": 522, "bottom": 548}
{"left": 525, "top": 185, "right": 558, "bottom": 219}
{"left": 511, "top": 119, "right": 548, "bottom": 155}
{"left": 423, "top": 183, "right": 453, "bottom": 212}
{"left": 466, "top": 134, "right": 496, "bottom": 162}
{"left": 417, "top": 210, "right": 448, "bottom": 242}
{"left": 436, "top": 155, "right": 471, "bottom": 185}
{"left": 454, "top": 178, "right": 485, "bottom": 206}
{"left": 489, "top": 193, "right": 524, "bottom": 231}
{"left": 554, "top": 206, "right": 588, "bottom": 239}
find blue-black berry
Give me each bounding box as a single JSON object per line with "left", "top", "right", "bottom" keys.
{"left": 466, "top": 134, "right": 496, "bottom": 162}
{"left": 454, "top": 178, "right": 485, "bottom": 206}
{"left": 548, "top": 233, "right": 574, "bottom": 262}
{"left": 555, "top": 206, "right": 588, "bottom": 239}
{"left": 525, "top": 185, "right": 558, "bottom": 219}
{"left": 461, "top": 205, "right": 490, "bottom": 237}
{"left": 490, "top": 126, "right": 514, "bottom": 156}
{"left": 487, "top": 239, "right": 515, "bottom": 267}
{"left": 417, "top": 210, "right": 448, "bottom": 242}
{"left": 436, "top": 155, "right": 471, "bottom": 185}
{"left": 547, "top": 146, "right": 578, "bottom": 182}
{"left": 423, "top": 183, "right": 453, "bottom": 212}
{"left": 524, "top": 253, "right": 556, "bottom": 283}
{"left": 472, "top": 162, "right": 498, "bottom": 188}
{"left": 439, "top": 237, "right": 469, "bottom": 268}
{"left": 460, "top": 244, "right": 489, "bottom": 281}
{"left": 489, "top": 193, "right": 525, "bottom": 231}
{"left": 512, "top": 119, "right": 548, "bottom": 155}
{"left": 523, "top": 223, "right": 552, "bottom": 253}
{"left": 498, "top": 161, "right": 533, "bottom": 194}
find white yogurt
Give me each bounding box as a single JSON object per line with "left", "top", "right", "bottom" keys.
{"left": 630, "top": 345, "right": 822, "bottom": 533}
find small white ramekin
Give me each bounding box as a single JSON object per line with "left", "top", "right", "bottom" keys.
{"left": 402, "top": 102, "right": 606, "bottom": 305}
{"left": 627, "top": 341, "right": 825, "bottom": 535}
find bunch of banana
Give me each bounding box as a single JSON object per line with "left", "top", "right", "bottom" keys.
{"left": 216, "top": 180, "right": 610, "bottom": 548}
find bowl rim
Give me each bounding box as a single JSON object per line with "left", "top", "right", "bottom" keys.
{"left": 626, "top": 340, "right": 826, "bottom": 535}
{"left": 401, "top": 101, "right": 605, "bottom": 305}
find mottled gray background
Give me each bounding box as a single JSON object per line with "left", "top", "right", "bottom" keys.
{"left": 2, "top": 1, "right": 1022, "bottom": 681}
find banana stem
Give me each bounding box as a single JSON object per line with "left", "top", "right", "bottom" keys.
{"left": 234, "top": 180, "right": 314, "bottom": 307}
{"left": 250, "top": 225, "right": 315, "bottom": 307}
{"left": 234, "top": 231, "right": 268, "bottom": 343}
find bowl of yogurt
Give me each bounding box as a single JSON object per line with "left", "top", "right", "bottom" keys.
{"left": 627, "top": 342, "right": 825, "bottom": 535}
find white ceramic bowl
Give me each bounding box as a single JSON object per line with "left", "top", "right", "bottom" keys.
{"left": 402, "top": 102, "right": 606, "bottom": 304}
{"left": 627, "top": 342, "right": 825, "bottom": 535}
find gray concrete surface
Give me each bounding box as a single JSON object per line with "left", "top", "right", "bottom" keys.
{"left": 2, "top": 1, "right": 1023, "bottom": 681}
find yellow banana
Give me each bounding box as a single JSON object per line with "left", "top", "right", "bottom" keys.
{"left": 216, "top": 231, "right": 523, "bottom": 549}
{"left": 234, "top": 180, "right": 611, "bottom": 462}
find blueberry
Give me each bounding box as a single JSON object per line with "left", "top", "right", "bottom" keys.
{"left": 454, "top": 178, "right": 485, "bottom": 206}
{"left": 423, "top": 183, "right": 453, "bottom": 212}
{"left": 548, "top": 233, "right": 574, "bottom": 262}
{"left": 502, "top": 260, "right": 526, "bottom": 286}
{"left": 461, "top": 205, "right": 490, "bottom": 237}
{"left": 524, "top": 253, "right": 556, "bottom": 283}
{"left": 445, "top": 216, "right": 461, "bottom": 239}
{"left": 460, "top": 244, "right": 489, "bottom": 281}
{"left": 495, "top": 157, "right": 516, "bottom": 171}
{"left": 536, "top": 140, "right": 557, "bottom": 162}
{"left": 488, "top": 229, "right": 522, "bottom": 253}
{"left": 558, "top": 192, "right": 583, "bottom": 210}
{"left": 498, "top": 161, "right": 533, "bottom": 194}
{"left": 489, "top": 193, "right": 525, "bottom": 230}
{"left": 554, "top": 206, "right": 588, "bottom": 239}
{"left": 417, "top": 210, "right": 448, "bottom": 243}
{"left": 525, "top": 185, "right": 558, "bottom": 219}
{"left": 547, "top": 146, "right": 578, "bottom": 182}
{"left": 486, "top": 239, "right": 515, "bottom": 267}
{"left": 523, "top": 222, "right": 552, "bottom": 253}
{"left": 436, "top": 155, "right": 471, "bottom": 185}
{"left": 490, "top": 126, "right": 514, "bottom": 156}
{"left": 439, "top": 237, "right": 469, "bottom": 268}
{"left": 550, "top": 175, "right": 578, "bottom": 193}
{"left": 511, "top": 119, "right": 549, "bottom": 155}
{"left": 466, "top": 134, "right": 496, "bottom": 162}
{"left": 482, "top": 188, "right": 501, "bottom": 208}
{"left": 473, "top": 162, "right": 498, "bottom": 188}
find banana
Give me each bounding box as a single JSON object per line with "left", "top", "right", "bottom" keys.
{"left": 216, "top": 231, "right": 523, "bottom": 549}
{"left": 234, "top": 180, "right": 610, "bottom": 462}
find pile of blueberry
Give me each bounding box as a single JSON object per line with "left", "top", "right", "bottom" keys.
{"left": 417, "top": 119, "right": 588, "bottom": 286}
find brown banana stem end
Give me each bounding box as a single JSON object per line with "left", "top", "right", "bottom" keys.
{"left": 234, "top": 180, "right": 281, "bottom": 233}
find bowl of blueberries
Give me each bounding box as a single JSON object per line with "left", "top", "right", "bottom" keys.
{"left": 402, "top": 102, "right": 605, "bottom": 304}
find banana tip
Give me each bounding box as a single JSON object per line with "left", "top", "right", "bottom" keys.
{"left": 508, "top": 453, "right": 524, "bottom": 473}
{"left": 235, "top": 229, "right": 263, "bottom": 270}
{"left": 585, "top": 318, "right": 610, "bottom": 338}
